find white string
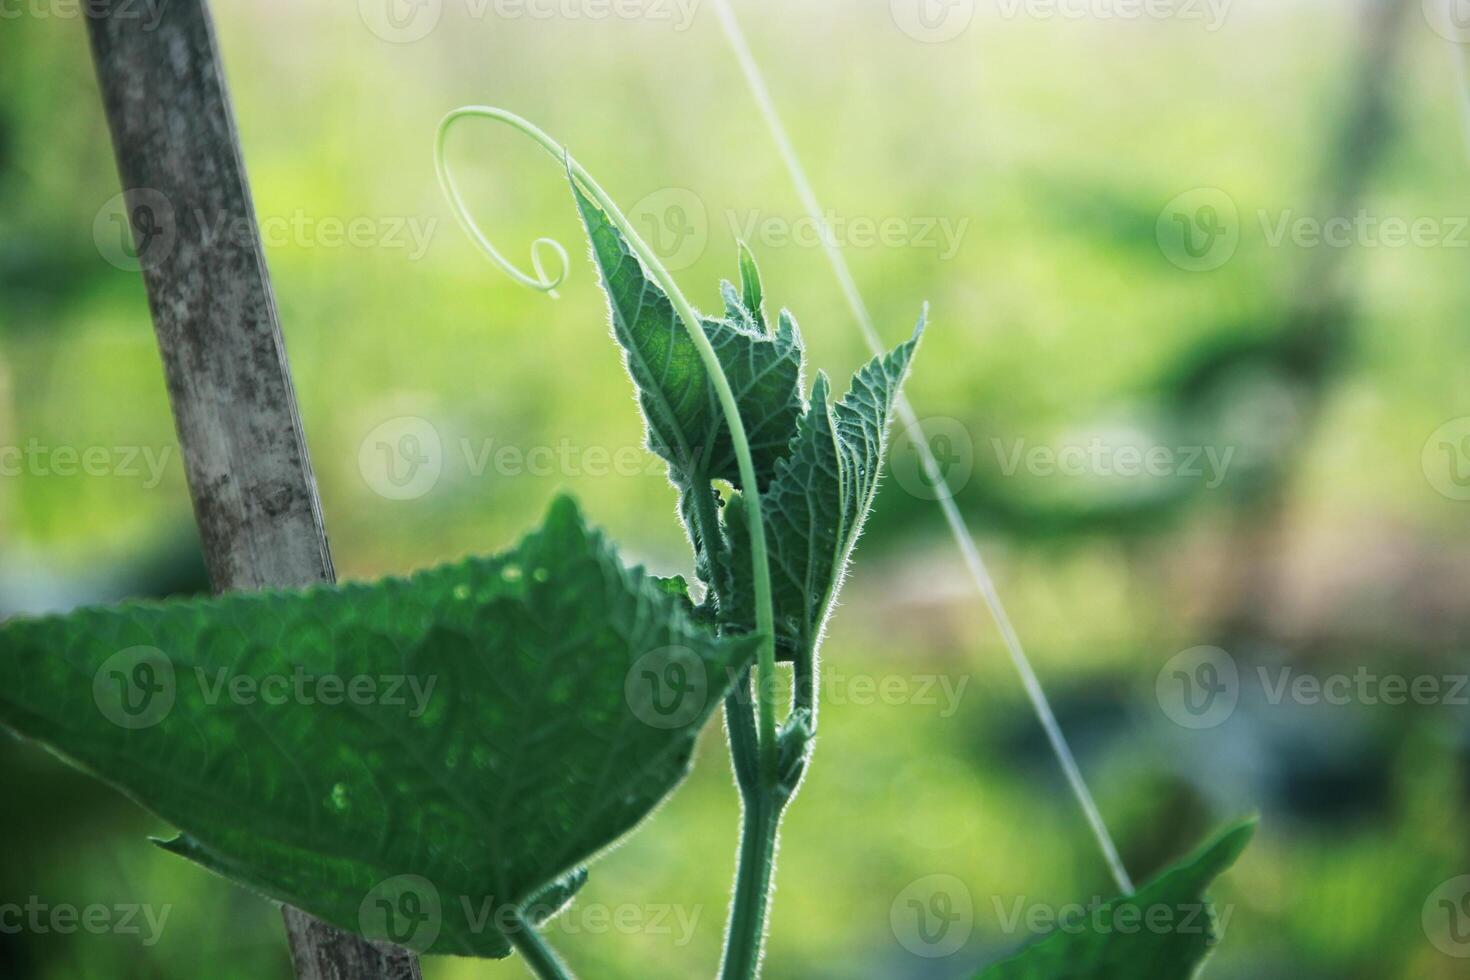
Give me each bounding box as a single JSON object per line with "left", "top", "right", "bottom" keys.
{"left": 1445, "top": 0, "right": 1470, "bottom": 164}
{"left": 708, "top": 0, "right": 1135, "bottom": 895}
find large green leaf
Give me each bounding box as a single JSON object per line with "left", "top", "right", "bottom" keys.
{"left": 572, "top": 181, "right": 804, "bottom": 493}
{"left": 0, "top": 495, "right": 759, "bottom": 958}
{"left": 723, "top": 316, "right": 925, "bottom": 666}
{"left": 976, "top": 819, "right": 1255, "bottom": 979}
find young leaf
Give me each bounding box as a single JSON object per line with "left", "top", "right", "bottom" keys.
{"left": 572, "top": 181, "right": 803, "bottom": 492}
{"left": 736, "top": 240, "right": 765, "bottom": 328}
{"left": 975, "top": 819, "right": 1255, "bottom": 979}
{"left": 0, "top": 495, "right": 759, "bottom": 958}
{"left": 723, "top": 314, "right": 925, "bottom": 666}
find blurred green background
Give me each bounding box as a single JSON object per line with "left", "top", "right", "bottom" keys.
{"left": 2, "top": 0, "right": 1469, "bottom": 976}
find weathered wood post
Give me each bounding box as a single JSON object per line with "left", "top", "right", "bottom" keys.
{"left": 85, "top": 1, "right": 422, "bottom": 977}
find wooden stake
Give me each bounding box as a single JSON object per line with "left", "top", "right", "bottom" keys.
{"left": 85, "top": 2, "right": 422, "bottom": 977}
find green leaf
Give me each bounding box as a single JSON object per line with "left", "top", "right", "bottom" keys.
{"left": 975, "top": 819, "right": 1255, "bottom": 979}
{"left": 572, "top": 180, "right": 803, "bottom": 492}
{"left": 723, "top": 314, "right": 925, "bottom": 665}
{"left": 0, "top": 495, "right": 759, "bottom": 958}
{"left": 736, "top": 240, "right": 765, "bottom": 329}
{"left": 521, "top": 866, "right": 590, "bottom": 921}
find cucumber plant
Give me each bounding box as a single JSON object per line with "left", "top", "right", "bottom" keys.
{"left": 0, "top": 108, "right": 1251, "bottom": 978}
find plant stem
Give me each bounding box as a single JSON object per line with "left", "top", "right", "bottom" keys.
{"left": 506, "top": 909, "right": 575, "bottom": 980}
{"left": 723, "top": 679, "right": 762, "bottom": 796}
{"left": 684, "top": 473, "right": 790, "bottom": 980}
{"left": 436, "top": 106, "right": 781, "bottom": 780}
{"left": 438, "top": 107, "right": 793, "bottom": 978}
{"left": 720, "top": 789, "right": 783, "bottom": 980}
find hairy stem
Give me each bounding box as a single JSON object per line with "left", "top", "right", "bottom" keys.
{"left": 436, "top": 106, "right": 781, "bottom": 778}
{"left": 506, "top": 909, "right": 574, "bottom": 980}
{"left": 683, "top": 470, "right": 789, "bottom": 980}
{"left": 720, "top": 790, "right": 783, "bottom": 980}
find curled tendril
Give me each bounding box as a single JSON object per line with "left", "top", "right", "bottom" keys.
{"left": 434, "top": 106, "right": 572, "bottom": 297}
{"left": 433, "top": 104, "right": 782, "bottom": 784}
